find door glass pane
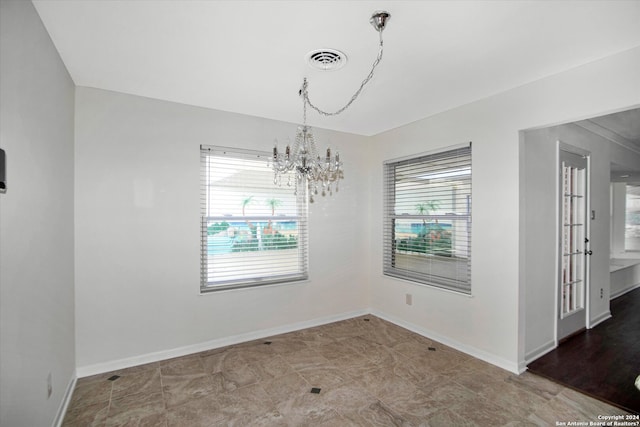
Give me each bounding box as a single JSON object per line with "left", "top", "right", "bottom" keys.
{"left": 560, "top": 163, "right": 586, "bottom": 317}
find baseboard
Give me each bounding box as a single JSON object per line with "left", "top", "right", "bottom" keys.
{"left": 517, "top": 360, "right": 529, "bottom": 374}
{"left": 610, "top": 283, "right": 640, "bottom": 300}
{"left": 52, "top": 371, "right": 76, "bottom": 427}
{"left": 76, "top": 309, "right": 369, "bottom": 377}
{"left": 524, "top": 339, "right": 557, "bottom": 366}
{"left": 370, "top": 309, "right": 521, "bottom": 374}
{"left": 589, "top": 310, "right": 612, "bottom": 329}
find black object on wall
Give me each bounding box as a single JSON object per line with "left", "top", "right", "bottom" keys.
{"left": 0, "top": 148, "right": 6, "bottom": 193}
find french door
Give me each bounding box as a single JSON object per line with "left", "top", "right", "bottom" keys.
{"left": 558, "top": 149, "right": 590, "bottom": 341}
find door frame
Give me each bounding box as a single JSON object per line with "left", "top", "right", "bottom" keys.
{"left": 555, "top": 141, "right": 592, "bottom": 344}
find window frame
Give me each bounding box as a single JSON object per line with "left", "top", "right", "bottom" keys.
{"left": 383, "top": 143, "right": 472, "bottom": 294}
{"left": 625, "top": 183, "right": 640, "bottom": 252}
{"left": 200, "top": 145, "right": 309, "bottom": 293}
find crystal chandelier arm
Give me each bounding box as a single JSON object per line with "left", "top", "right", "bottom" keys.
{"left": 302, "top": 28, "right": 385, "bottom": 117}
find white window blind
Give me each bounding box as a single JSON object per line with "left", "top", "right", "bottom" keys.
{"left": 200, "top": 146, "right": 308, "bottom": 292}
{"left": 383, "top": 144, "right": 472, "bottom": 294}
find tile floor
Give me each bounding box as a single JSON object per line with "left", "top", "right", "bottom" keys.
{"left": 63, "top": 315, "right": 629, "bottom": 426}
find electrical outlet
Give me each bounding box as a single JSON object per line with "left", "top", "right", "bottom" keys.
{"left": 47, "top": 373, "right": 52, "bottom": 399}
{"left": 405, "top": 293, "right": 412, "bottom": 306}
{"left": 600, "top": 288, "right": 604, "bottom": 299}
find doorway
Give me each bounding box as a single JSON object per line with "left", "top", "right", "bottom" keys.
{"left": 522, "top": 106, "right": 640, "bottom": 366}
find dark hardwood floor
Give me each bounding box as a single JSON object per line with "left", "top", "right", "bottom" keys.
{"left": 528, "top": 287, "right": 640, "bottom": 414}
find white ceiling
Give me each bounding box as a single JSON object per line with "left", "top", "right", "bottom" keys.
{"left": 589, "top": 109, "right": 640, "bottom": 147}
{"left": 32, "top": 0, "right": 640, "bottom": 136}
{"left": 585, "top": 107, "right": 640, "bottom": 182}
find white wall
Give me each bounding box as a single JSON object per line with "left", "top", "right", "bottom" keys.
{"left": 0, "top": 1, "right": 76, "bottom": 426}
{"left": 521, "top": 130, "right": 557, "bottom": 362}
{"left": 368, "top": 46, "right": 640, "bottom": 373}
{"left": 74, "top": 87, "right": 371, "bottom": 373}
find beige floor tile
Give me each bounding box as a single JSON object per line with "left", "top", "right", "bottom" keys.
{"left": 343, "top": 335, "right": 386, "bottom": 356}
{"left": 321, "top": 380, "right": 378, "bottom": 412}
{"left": 299, "top": 365, "right": 352, "bottom": 389}
{"left": 200, "top": 347, "right": 237, "bottom": 373}
{"left": 381, "top": 386, "right": 442, "bottom": 425}
{"left": 281, "top": 345, "right": 331, "bottom": 371}
{"left": 410, "top": 345, "right": 470, "bottom": 372}
{"left": 267, "top": 337, "right": 310, "bottom": 355}
{"left": 333, "top": 351, "right": 382, "bottom": 380}
{"left": 313, "top": 338, "right": 362, "bottom": 360}
{"left": 275, "top": 391, "right": 337, "bottom": 422}
{"left": 62, "top": 400, "right": 109, "bottom": 427}
{"left": 246, "top": 353, "right": 294, "bottom": 381}
{"left": 449, "top": 394, "right": 520, "bottom": 426}
{"left": 506, "top": 370, "right": 563, "bottom": 400}
{"left": 161, "top": 372, "right": 222, "bottom": 409}
{"left": 401, "top": 366, "right": 448, "bottom": 392}
{"left": 215, "top": 383, "right": 281, "bottom": 423}
{"left": 110, "top": 368, "right": 161, "bottom": 400}
{"left": 348, "top": 400, "right": 412, "bottom": 427}
{"left": 262, "top": 371, "right": 311, "bottom": 404}
{"left": 159, "top": 354, "right": 204, "bottom": 376}
{"left": 284, "top": 409, "right": 353, "bottom": 427}
{"left": 105, "top": 410, "right": 167, "bottom": 427}
{"left": 104, "top": 390, "right": 165, "bottom": 427}
{"left": 391, "top": 337, "right": 437, "bottom": 360}
{"left": 477, "top": 378, "right": 549, "bottom": 419}
{"left": 165, "top": 395, "right": 224, "bottom": 427}
{"left": 423, "top": 407, "right": 477, "bottom": 427}
{"left": 220, "top": 361, "right": 260, "bottom": 391}
{"left": 358, "top": 367, "right": 422, "bottom": 401}
{"left": 291, "top": 327, "right": 341, "bottom": 348}
{"left": 64, "top": 315, "right": 631, "bottom": 426}
{"left": 68, "top": 379, "right": 112, "bottom": 409}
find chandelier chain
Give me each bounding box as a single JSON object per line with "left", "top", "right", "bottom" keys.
{"left": 302, "top": 31, "right": 384, "bottom": 117}
{"left": 271, "top": 11, "right": 389, "bottom": 202}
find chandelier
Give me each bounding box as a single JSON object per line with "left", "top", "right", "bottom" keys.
{"left": 270, "top": 11, "right": 391, "bottom": 202}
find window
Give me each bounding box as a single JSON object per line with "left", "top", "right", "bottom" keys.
{"left": 383, "top": 144, "right": 472, "bottom": 294}
{"left": 200, "top": 146, "right": 308, "bottom": 292}
{"left": 625, "top": 184, "right": 640, "bottom": 251}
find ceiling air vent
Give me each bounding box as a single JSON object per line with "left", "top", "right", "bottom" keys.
{"left": 306, "top": 49, "right": 347, "bottom": 71}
